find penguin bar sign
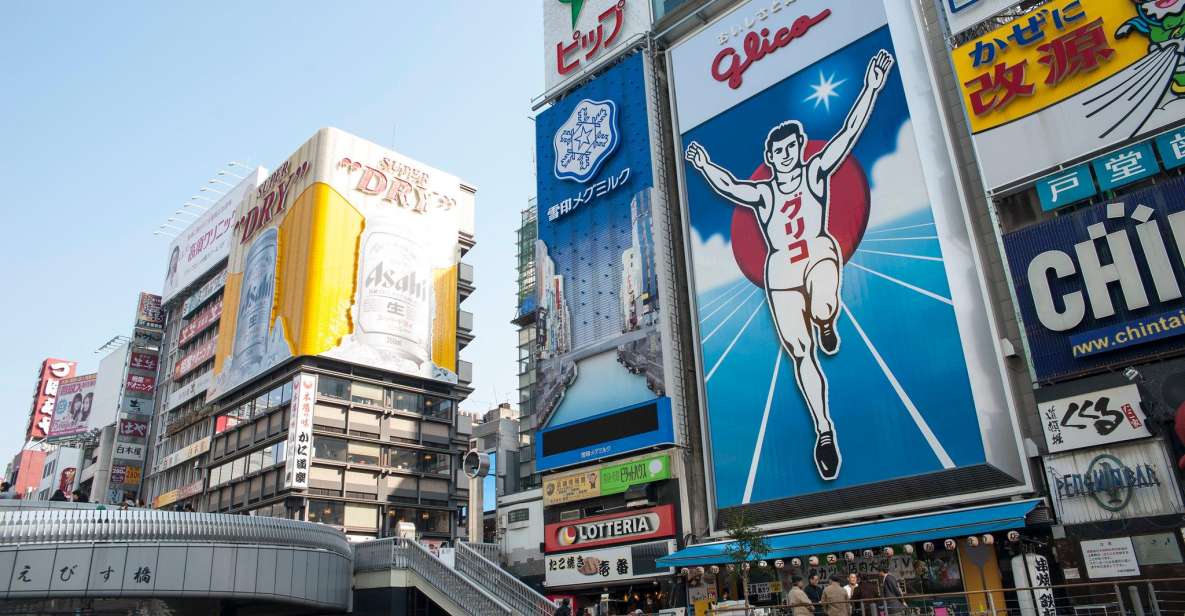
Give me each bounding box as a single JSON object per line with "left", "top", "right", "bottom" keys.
{"left": 545, "top": 505, "right": 676, "bottom": 553}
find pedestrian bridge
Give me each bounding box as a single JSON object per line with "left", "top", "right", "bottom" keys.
{"left": 0, "top": 501, "right": 554, "bottom": 616}
{"left": 0, "top": 500, "right": 351, "bottom": 614}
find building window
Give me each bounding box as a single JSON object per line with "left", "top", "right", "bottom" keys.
{"left": 307, "top": 499, "right": 344, "bottom": 526}
{"left": 423, "top": 397, "right": 453, "bottom": 421}
{"left": 313, "top": 403, "right": 347, "bottom": 433}
{"left": 387, "top": 507, "right": 450, "bottom": 534}
{"left": 317, "top": 375, "right": 350, "bottom": 400}
{"left": 387, "top": 447, "right": 418, "bottom": 472}
{"left": 313, "top": 436, "right": 347, "bottom": 462}
{"left": 507, "top": 509, "right": 529, "bottom": 523}
{"left": 348, "top": 409, "right": 382, "bottom": 439}
{"left": 344, "top": 503, "right": 378, "bottom": 530}
{"left": 351, "top": 382, "right": 385, "bottom": 408}
{"left": 419, "top": 452, "right": 450, "bottom": 475}
{"left": 389, "top": 390, "right": 423, "bottom": 414}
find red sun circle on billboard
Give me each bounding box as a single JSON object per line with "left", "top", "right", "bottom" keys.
{"left": 731, "top": 140, "right": 870, "bottom": 286}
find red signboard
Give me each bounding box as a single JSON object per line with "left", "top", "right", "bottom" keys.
{"left": 135, "top": 292, "right": 164, "bottom": 331}
{"left": 544, "top": 504, "right": 676, "bottom": 553}
{"left": 125, "top": 374, "right": 156, "bottom": 394}
{"left": 25, "top": 358, "right": 77, "bottom": 440}
{"left": 177, "top": 296, "right": 222, "bottom": 346}
{"left": 58, "top": 467, "right": 76, "bottom": 493}
{"left": 118, "top": 419, "right": 150, "bottom": 439}
{"left": 129, "top": 351, "right": 159, "bottom": 372}
{"left": 173, "top": 337, "right": 216, "bottom": 380}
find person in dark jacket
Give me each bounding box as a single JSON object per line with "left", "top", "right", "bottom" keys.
{"left": 553, "top": 598, "right": 572, "bottom": 616}
{"left": 806, "top": 573, "right": 825, "bottom": 616}
{"left": 879, "top": 566, "right": 905, "bottom": 615}
{"left": 852, "top": 573, "right": 881, "bottom": 616}
{"left": 49, "top": 490, "right": 68, "bottom": 502}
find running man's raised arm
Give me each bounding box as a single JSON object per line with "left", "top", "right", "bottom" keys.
{"left": 814, "top": 50, "right": 894, "bottom": 178}
{"left": 685, "top": 141, "right": 764, "bottom": 210}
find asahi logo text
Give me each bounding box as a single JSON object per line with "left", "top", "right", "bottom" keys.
{"left": 339, "top": 156, "right": 457, "bottom": 213}
{"left": 365, "top": 262, "right": 428, "bottom": 300}
{"left": 234, "top": 160, "right": 310, "bottom": 244}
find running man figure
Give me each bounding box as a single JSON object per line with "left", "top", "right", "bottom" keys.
{"left": 685, "top": 50, "right": 894, "bottom": 480}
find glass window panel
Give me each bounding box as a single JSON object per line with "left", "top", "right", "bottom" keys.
{"left": 313, "top": 436, "right": 347, "bottom": 462}
{"left": 307, "top": 499, "right": 344, "bottom": 526}
{"left": 317, "top": 376, "right": 350, "bottom": 400}
{"left": 387, "top": 448, "right": 417, "bottom": 471}
{"left": 268, "top": 386, "right": 283, "bottom": 411}
{"left": 274, "top": 441, "right": 286, "bottom": 464}
{"left": 248, "top": 451, "right": 263, "bottom": 474}
{"left": 262, "top": 470, "right": 274, "bottom": 497}
{"left": 424, "top": 397, "right": 454, "bottom": 420}
{"left": 231, "top": 457, "right": 245, "bottom": 480}
{"left": 249, "top": 476, "right": 262, "bottom": 501}
{"left": 281, "top": 380, "right": 293, "bottom": 404}
{"left": 262, "top": 446, "right": 275, "bottom": 468}
{"left": 347, "top": 441, "right": 381, "bottom": 466}
{"left": 389, "top": 390, "right": 423, "bottom": 414}
{"left": 255, "top": 393, "right": 269, "bottom": 417}
{"left": 418, "top": 452, "right": 450, "bottom": 475}
{"left": 388, "top": 417, "right": 418, "bottom": 441}
{"left": 349, "top": 409, "right": 381, "bottom": 432}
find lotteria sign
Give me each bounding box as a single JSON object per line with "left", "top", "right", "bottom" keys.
{"left": 1004, "top": 176, "right": 1185, "bottom": 382}
{"left": 545, "top": 504, "right": 676, "bottom": 552}
{"left": 536, "top": 397, "right": 675, "bottom": 472}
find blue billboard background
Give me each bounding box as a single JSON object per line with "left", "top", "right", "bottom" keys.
{"left": 1004, "top": 175, "right": 1185, "bottom": 382}
{"left": 535, "top": 51, "right": 664, "bottom": 429}
{"left": 683, "top": 26, "right": 986, "bottom": 510}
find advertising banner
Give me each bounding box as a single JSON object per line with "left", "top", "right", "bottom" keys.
{"left": 177, "top": 297, "right": 222, "bottom": 346}
{"left": 162, "top": 169, "right": 263, "bottom": 304}
{"left": 47, "top": 374, "right": 98, "bottom": 440}
{"left": 543, "top": 452, "right": 673, "bottom": 506}
{"left": 543, "top": 0, "right": 651, "bottom": 93}
{"left": 124, "top": 374, "right": 155, "bottom": 395}
{"left": 167, "top": 371, "right": 210, "bottom": 411}
{"left": 1003, "top": 177, "right": 1185, "bottom": 382}
{"left": 545, "top": 504, "right": 676, "bottom": 552}
{"left": 1044, "top": 439, "right": 1183, "bottom": 525}
{"left": 536, "top": 397, "right": 675, "bottom": 472}
{"left": 544, "top": 539, "right": 675, "bottom": 587}
{"left": 129, "top": 351, "right": 158, "bottom": 372}
{"left": 1034, "top": 373, "right": 1151, "bottom": 453}
{"left": 25, "top": 359, "right": 77, "bottom": 440}
{"left": 208, "top": 128, "right": 474, "bottom": 400}
{"left": 118, "top": 418, "right": 149, "bottom": 439}
{"left": 173, "top": 337, "right": 217, "bottom": 380}
{"left": 154, "top": 436, "right": 210, "bottom": 472}
{"left": 951, "top": 0, "right": 1185, "bottom": 191}
{"left": 284, "top": 373, "right": 316, "bottom": 489}
{"left": 135, "top": 292, "right": 163, "bottom": 331}
{"left": 182, "top": 269, "right": 227, "bottom": 317}
{"left": 940, "top": 0, "right": 1017, "bottom": 36}
{"left": 670, "top": 0, "right": 1020, "bottom": 516}
{"left": 535, "top": 52, "right": 667, "bottom": 430}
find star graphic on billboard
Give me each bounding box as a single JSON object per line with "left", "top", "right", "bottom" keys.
{"left": 804, "top": 70, "right": 847, "bottom": 112}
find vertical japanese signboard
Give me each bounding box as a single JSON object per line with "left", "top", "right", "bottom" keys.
{"left": 25, "top": 359, "right": 77, "bottom": 441}
{"left": 951, "top": 0, "right": 1185, "bottom": 191}
{"left": 543, "top": 0, "right": 652, "bottom": 92}
{"left": 284, "top": 373, "right": 316, "bottom": 489}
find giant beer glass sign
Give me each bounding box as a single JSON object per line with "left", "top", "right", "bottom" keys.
{"left": 209, "top": 128, "right": 475, "bottom": 400}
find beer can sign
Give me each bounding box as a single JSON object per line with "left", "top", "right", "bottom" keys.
{"left": 233, "top": 228, "right": 278, "bottom": 377}
{"left": 357, "top": 228, "right": 432, "bottom": 369}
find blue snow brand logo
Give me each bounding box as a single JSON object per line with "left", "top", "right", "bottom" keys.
{"left": 554, "top": 99, "right": 619, "bottom": 183}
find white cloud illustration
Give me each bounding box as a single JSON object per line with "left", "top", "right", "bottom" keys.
{"left": 866, "top": 120, "right": 930, "bottom": 229}
{"left": 690, "top": 226, "right": 745, "bottom": 293}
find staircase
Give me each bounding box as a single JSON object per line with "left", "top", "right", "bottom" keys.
{"left": 353, "top": 538, "right": 556, "bottom": 616}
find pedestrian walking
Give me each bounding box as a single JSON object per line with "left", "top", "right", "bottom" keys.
{"left": 852, "top": 574, "right": 880, "bottom": 616}
{"left": 789, "top": 575, "right": 813, "bottom": 616}
{"left": 806, "top": 573, "right": 825, "bottom": 616}
{"left": 553, "top": 597, "right": 572, "bottom": 616}
{"left": 879, "top": 566, "right": 905, "bottom": 616}
{"left": 823, "top": 574, "right": 851, "bottom": 616}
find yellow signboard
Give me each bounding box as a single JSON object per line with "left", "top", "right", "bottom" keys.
{"left": 210, "top": 128, "right": 476, "bottom": 400}
{"left": 543, "top": 469, "right": 600, "bottom": 506}
{"left": 952, "top": 0, "right": 1149, "bottom": 134}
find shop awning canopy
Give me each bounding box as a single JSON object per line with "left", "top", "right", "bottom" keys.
{"left": 656, "top": 499, "right": 1042, "bottom": 568}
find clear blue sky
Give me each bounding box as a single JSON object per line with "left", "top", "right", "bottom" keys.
{"left": 0, "top": 3, "right": 541, "bottom": 462}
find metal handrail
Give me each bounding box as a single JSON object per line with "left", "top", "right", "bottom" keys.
{"left": 456, "top": 541, "right": 557, "bottom": 616}
{"left": 0, "top": 508, "right": 352, "bottom": 559}
{"left": 353, "top": 538, "right": 514, "bottom": 616}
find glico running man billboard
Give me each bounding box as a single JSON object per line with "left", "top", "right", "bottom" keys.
{"left": 209, "top": 127, "right": 474, "bottom": 400}
{"left": 669, "top": 0, "right": 1026, "bottom": 523}
{"left": 535, "top": 52, "right": 671, "bottom": 427}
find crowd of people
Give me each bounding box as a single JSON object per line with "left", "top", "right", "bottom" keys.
{"left": 787, "top": 568, "right": 905, "bottom": 616}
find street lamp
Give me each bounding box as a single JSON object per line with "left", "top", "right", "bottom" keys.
{"left": 183, "top": 202, "right": 208, "bottom": 212}
{"left": 190, "top": 194, "right": 215, "bottom": 203}
{"left": 208, "top": 179, "right": 235, "bottom": 188}
{"left": 228, "top": 161, "right": 253, "bottom": 170}
{"left": 218, "top": 169, "right": 245, "bottom": 180}
{"left": 173, "top": 210, "right": 199, "bottom": 219}
{"left": 200, "top": 187, "right": 224, "bottom": 196}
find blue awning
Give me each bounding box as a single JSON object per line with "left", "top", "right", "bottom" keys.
{"left": 657, "top": 499, "right": 1041, "bottom": 568}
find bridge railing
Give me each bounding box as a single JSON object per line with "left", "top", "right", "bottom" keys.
{"left": 456, "top": 541, "right": 556, "bottom": 616}
{"left": 0, "top": 507, "right": 352, "bottom": 558}
{"left": 353, "top": 537, "right": 514, "bottom": 616}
